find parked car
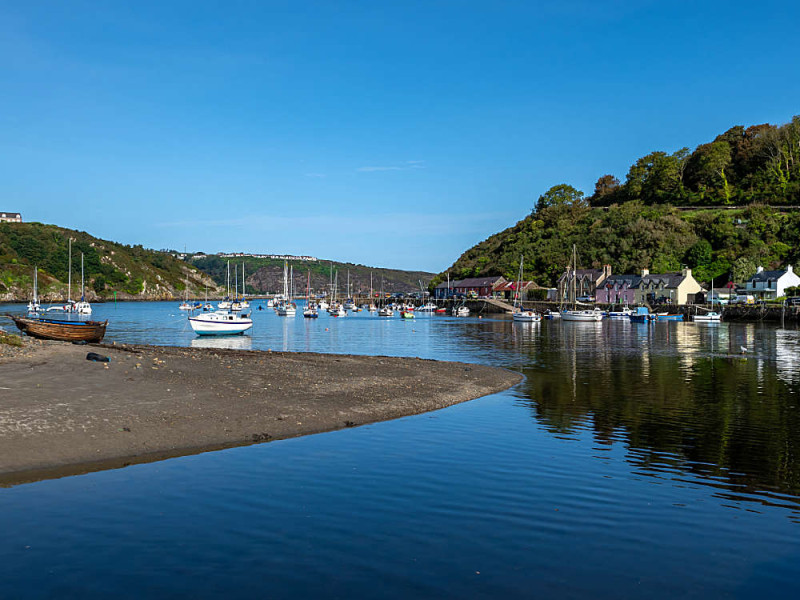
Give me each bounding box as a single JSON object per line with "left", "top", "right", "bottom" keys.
{"left": 577, "top": 295, "right": 594, "bottom": 302}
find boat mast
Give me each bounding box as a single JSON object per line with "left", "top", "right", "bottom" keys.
{"left": 33, "top": 266, "right": 38, "bottom": 304}
{"left": 81, "top": 253, "right": 85, "bottom": 301}
{"left": 68, "top": 238, "right": 72, "bottom": 303}
{"left": 226, "top": 261, "right": 230, "bottom": 299}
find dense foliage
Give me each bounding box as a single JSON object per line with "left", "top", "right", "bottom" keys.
{"left": 591, "top": 116, "right": 800, "bottom": 207}
{"left": 435, "top": 116, "right": 800, "bottom": 289}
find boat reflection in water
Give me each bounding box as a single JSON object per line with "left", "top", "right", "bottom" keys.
{"left": 190, "top": 335, "right": 253, "bottom": 351}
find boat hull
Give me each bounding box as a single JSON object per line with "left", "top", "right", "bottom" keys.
{"left": 561, "top": 310, "right": 603, "bottom": 322}
{"left": 10, "top": 315, "right": 107, "bottom": 343}
{"left": 189, "top": 315, "right": 253, "bottom": 335}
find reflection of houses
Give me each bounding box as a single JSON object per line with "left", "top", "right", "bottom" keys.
{"left": 433, "top": 276, "right": 506, "bottom": 299}
{"left": 745, "top": 265, "right": 800, "bottom": 300}
{"left": 558, "top": 265, "right": 611, "bottom": 300}
{"left": 633, "top": 268, "right": 702, "bottom": 305}
{"left": 595, "top": 274, "right": 641, "bottom": 305}
{"left": 493, "top": 279, "right": 540, "bottom": 300}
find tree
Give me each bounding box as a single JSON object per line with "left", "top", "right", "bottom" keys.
{"left": 685, "top": 141, "right": 733, "bottom": 203}
{"left": 534, "top": 184, "right": 587, "bottom": 213}
{"left": 590, "top": 174, "right": 620, "bottom": 205}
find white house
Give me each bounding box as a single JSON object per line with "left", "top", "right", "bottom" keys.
{"left": 745, "top": 265, "right": 800, "bottom": 299}
{"left": 0, "top": 212, "right": 21, "bottom": 223}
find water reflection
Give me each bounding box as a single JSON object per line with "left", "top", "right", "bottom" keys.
{"left": 513, "top": 319, "right": 800, "bottom": 515}
{"left": 190, "top": 335, "right": 253, "bottom": 351}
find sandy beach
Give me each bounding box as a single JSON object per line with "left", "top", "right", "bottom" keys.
{"left": 0, "top": 337, "right": 522, "bottom": 486}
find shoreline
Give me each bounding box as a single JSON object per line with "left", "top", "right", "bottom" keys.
{"left": 0, "top": 339, "right": 522, "bottom": 487}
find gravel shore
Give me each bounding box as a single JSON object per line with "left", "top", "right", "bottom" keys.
{"left": 0, "top": 336, "right": 521, "bottom": 486}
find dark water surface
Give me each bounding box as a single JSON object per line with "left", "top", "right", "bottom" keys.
{"left": 2, "top": 302, "right": 799, "bottom": 598}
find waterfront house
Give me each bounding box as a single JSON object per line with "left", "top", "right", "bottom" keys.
{"left": 493, "top": 279, "right": 540, "bottom": 301}
{"left": 745, "top": 265, "right": 800, "bottom": 300}
{"left": 558, "top": 264, "right": 611, "bottom": 301}
{"left": 632, "top": 268, "right": 702, "bottom": 305}
{"left": 452, "top": 276, "right": 506, "bottom": 298}
{"left": 595, "top": 274, "right": 641, "bottom": 305}
{"left": 0, "top": 212, "right": 21, "bottom": 223}
{"left": 434, "top": 280, "right": 452, "bottom": 299}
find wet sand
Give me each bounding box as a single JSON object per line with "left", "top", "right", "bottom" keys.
{"left": 0, "top": 338, "right": 522, "bottom": 486}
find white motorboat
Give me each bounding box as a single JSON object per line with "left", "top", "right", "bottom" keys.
{"left": 276, "top": 302, "right": 297, "bottom": 316}
{"left": 608, "top": 307, "right": 633, "bottom": 318}
{"left": 512, "top": 310, "right": 541, "bottom": 322}
{"left": 189, "top": 310, "right": 253, "bottom": 335}
{"left": 453, "top": 305, "right": 470, "bottom": 317}
{"left": 378, "top": 307, "right": 394, "bottom": 317}
{"left": 561, "top": 309, "right": 604, "bottom": 322}
{"left": 694, "top": 311, "right": 722, "bottom": 322}
{"left": 417, "top": 302, "right": 438, "bottom": 312}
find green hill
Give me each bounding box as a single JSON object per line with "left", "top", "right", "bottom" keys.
{"left": 0, "top": 222, "right": 218, "bottom": 302}
{"left": 435, "top": 115, "right": 800, "bottom": 289}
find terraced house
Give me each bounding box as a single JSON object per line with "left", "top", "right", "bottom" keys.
{"left": 632, "top": 268, "right": 702, "bottom": 306}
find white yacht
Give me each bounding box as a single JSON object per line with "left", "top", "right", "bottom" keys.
{"left": 189, "top": 310, "right": 253, "bottom": 335}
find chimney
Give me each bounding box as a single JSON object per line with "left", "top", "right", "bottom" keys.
{"left": 603, "top": 264, "right": 612, "bottom": 279}
{"left": 682, "top": 267, "right": 691, "bottom": 278}
{"left": 788, "top": 265, "right": 794, "bottom": 273}
{"left": 756, "top": 266, "right": 764, "bottom": 273}
{"left": 641, "top": 268, "right": 649, "bottom": 277}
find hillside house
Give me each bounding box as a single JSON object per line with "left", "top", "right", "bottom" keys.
{"left": 0, "top": 212, "right": 21, "bottom": 223}
{"left": 745, "top": 265, "right": 800, "bottom": 300}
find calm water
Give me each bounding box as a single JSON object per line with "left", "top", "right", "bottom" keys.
{"left": 2, "top": 301, "right": 800, "bottom": 598}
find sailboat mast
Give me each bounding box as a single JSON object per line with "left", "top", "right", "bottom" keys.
{"left": 81, "top": 253, "right": 85, "bottom": 301}
{"left": 68, "top": 238, "right": 72, "bottom": 303}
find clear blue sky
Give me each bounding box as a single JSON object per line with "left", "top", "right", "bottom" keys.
{"left": 2, "top": 1, "right": 798, "bottom": 273}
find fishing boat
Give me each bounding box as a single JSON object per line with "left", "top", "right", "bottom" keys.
{"left": 511, "top": 256, "right": 541, "bottom": 322}
{"left": 9, "top": 315, "right": 107, "bottom": 343}
{"left": 188, "top": 311, "right": 253, "bottom": 335}
{"left": 629, "top": 306, "right": 654, "bottom": 323}
{"left": 655, "top": 312, "right": 684, "bottom": 321}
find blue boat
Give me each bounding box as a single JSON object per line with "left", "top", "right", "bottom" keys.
{"left": 629, "top": 306, "right": 653, "bottom": 323}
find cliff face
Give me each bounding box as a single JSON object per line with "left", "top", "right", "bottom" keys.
{"left": 0, "top": 222, "right": 222, "bottom": 302}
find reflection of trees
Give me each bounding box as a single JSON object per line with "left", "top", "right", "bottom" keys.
{"left": 518, "top": 325, "right": 800, "bottom": 505}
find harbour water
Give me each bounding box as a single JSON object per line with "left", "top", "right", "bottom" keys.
{"left": 1, "top": 301, "right": 799, "bottom": 598}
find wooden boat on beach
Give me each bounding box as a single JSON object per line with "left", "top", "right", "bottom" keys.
{"left": 8, "top": 315, "right": 108, "bottom": 343}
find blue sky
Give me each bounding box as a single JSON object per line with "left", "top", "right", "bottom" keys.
{"left": 1, "top": 1, "right": 798, "bottom": 272}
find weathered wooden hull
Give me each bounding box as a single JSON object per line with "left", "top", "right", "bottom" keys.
{"left": 10, "top": 315, "right": 108, "bottom": 343}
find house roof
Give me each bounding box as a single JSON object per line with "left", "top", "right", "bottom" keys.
{"left": 453, "top": 276, "right": 506, "bottom": 288}
{"left": 749, "top": 269, "right": 786, "bottom": 282}
{"left": 494, "top": 280, "right": 540, "bottom": 292}
{"left": 600, "top": 274, "right": 642, "bottom": 288}
{"left": 636, "top": 273, "right": 686, "bottom": 289}
{"left": 558, "top": 269, "right": 604, "bottom": 283}
{"left": 0, "top": 212, "right": 21, "bottom": 218}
